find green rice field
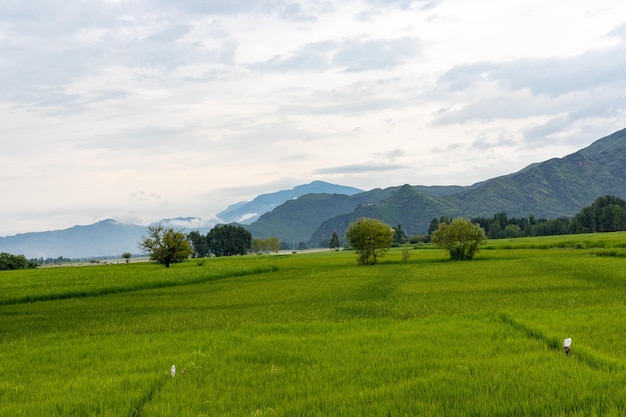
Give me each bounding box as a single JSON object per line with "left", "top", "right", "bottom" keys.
{"left": 1, "top": 232, "right": 625, "bottom": 416}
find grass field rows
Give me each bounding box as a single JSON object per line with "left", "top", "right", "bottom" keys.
{"left": 1, "top": 232, "right": 625, "bottom": 416}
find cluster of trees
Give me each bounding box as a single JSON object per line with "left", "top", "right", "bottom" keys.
{"left": 140, "top": 223, "right": 286, "bottom": 267}
{"left": 427, "top": 195, "right": 626, "bottom": 240}
{"left": 345, "top": 217, "right": 486, "bottom": 264}
{"left": 138, "top": 195, "right": 625, "bottom": 268}
{"left": 327, "top": 224, "right": 407, "bottom": 252}
{"left": 252, "top": 237, "right": 281, "bottom": 254}
{"left": 574, "top": 195, "right": 626, "bottom": 233}
{"left": 392, "top": 224, "right": 408, "bottom": 245}
{"left": 188, "top": 224, "right": 252, "bottom": 258}
{"left": 187, "top": 225, "right": 284, "bottom": 257}
{"left": 0, "top": 252, "right": 38, "bottom": 270}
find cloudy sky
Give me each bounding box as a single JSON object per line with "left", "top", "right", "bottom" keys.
{"left": 2, "top": 0, "right": 626, "bottom": 235}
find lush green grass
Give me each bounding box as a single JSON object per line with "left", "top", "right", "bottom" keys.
{"left": 1, "top": 233, "right": 625, "bottom": 416}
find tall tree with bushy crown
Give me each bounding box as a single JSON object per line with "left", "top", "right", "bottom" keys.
{"left": 431, "top": 218, "right": 486, "bottom": 261}
{"left": 138, "top": 224, "right": 193, "bottom": 267}
{"left": 345, "top": 218, "right": 394, "bottom": 265}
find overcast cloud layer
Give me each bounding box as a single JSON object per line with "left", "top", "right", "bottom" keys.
{"left": 2, "top": 0, "right": 626, "bottom": 235}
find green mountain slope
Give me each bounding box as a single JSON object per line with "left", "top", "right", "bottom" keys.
{"left": 245, "top": 188, "right": 398, "bottom": 243}
{"left": 309, "top": 185, "right": 462, "bottom": 245}
{"left": 445, "top": 127, "right": 626, "bottom": 219}
{"left": 250, "top": 128, "right": 626, "bottom": 245}
{"left": 217, "top": 180, "right": 363, "bottom": 224}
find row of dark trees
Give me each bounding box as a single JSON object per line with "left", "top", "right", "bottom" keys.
{"left": 0, "top": 252, "right": 38, "bottom": 270}
{"left": 188, "top": 224, "right": 252, "bottom": 258}
{"left": 427, "top": 195, "right": 626, "bottom": 240}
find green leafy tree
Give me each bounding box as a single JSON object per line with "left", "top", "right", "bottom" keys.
{"left": 393, "top": 224, "right": 408, "bottom": 245}
{"left": 431, "top": 218, "right": 486, "bottom": 261}
{"left": 206, "top": 224, "right": 252, "bottom": 257}
{"left": 261, "top": 237, "right": 281, "bottom": 254}
{"left": 0, "top": 252, "right": 33, "bottom": 270}
{"left": 121, "top": 252, "right": 132, "bottom": 264}
{"left": 345, "top": 218, "right": 394, "bottom": 265}
{"left": 504, "top": 224, "right": 522, "bottom": 238}
{"left": 329, "top": 231, "right": 341, "bottom": 250}
{"left": 187, "top": 230, "right": 210, "bottom": 258}
{"left": 573, "top": 195, "right": 626, "bottom": 233}
{"left": 251, "top": 238, "right": 262, "bottom": 254}
{"left": 138, "top": 224, "right": 193, "bottom": 267}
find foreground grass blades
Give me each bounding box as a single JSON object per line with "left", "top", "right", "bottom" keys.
{"left": 1, "top": 233, "right": 625, "bottom": 416}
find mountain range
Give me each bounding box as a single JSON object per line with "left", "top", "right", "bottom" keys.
{"left": 246, "top": 128, "right": 626, "bottom": 245}
{"left": 217, "top": 180, "right": 363, "bottom": 224}
{"left": 0, "top": 181, "right": 363, "bottom": 259}
{"left": 1, "top": 128, "right": 625, "bottom": 258}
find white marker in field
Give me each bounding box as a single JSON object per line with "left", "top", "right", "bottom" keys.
{"left": 564, "top": 338, "right": 572, "bottom": 355}
{"left": 171, "top": 364, "right": 176, "bottom": 377}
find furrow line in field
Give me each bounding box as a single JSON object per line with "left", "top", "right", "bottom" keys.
{"left": 0, "top": 265, "right": 279, "bottom": 306}
{"left": 130, "top": 377, "right": 166, "bottom": 417}
{"left": 497, "top": 312, "right": 622, "bottom": 373}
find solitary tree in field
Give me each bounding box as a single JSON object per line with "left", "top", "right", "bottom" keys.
{"left": 138, "top": 224, "right": 193, "bottom": 267}
{"left": 345, "top": 218, "right": 394, "bottom": 265}
{"left": 121, "top": 252, "right": 132, "bottom": 263}
{"left": 431, "top": 217, "right": 486, "bottom": 261}
{"left": 329, "top": 231, "right": 341, "bottom": 250}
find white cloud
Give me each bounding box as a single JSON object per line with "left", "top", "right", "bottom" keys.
{"left": 1, "top": 0, "right": 626, "bottom": 235}
{"left": 251, "top": 36, "right": 421, "bottom": 72}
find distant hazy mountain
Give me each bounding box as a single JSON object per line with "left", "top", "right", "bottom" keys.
{"left": 0, "top": 219, "right": 147, "bottom": 259}
{"left": 0, "top": 217, "right": 224, "bottom": 259}
{"left": 217, "top": 180, "right": 364, "bottom": 224}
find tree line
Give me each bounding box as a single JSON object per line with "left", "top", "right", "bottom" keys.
{"left": 0, "top": 252, "right": 38, "bottom": 270}
{"left": 428, "top": 195, "right": 626, "bottom": 240}
{"left": 5, "top": 195, "right": 623, "bottom": 270}
{"left": 187, "top": 224, "right": 252, "bottom": 258}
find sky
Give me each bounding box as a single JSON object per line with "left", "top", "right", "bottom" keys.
{"left": 2, "top": 0, "right": 626, "bottom": 236}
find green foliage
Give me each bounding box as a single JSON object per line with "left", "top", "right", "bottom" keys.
{"left": 329, "top": 231, "right": 341, "bottom": 250}
{"left": 431, "top": 217, "right": 486, "bottom": 260}
{"left": 345, "top": 217, "right": 394, "bottom": 265}
{"left": 187, "top": 230, "right": 210, "bottom": 258}
{"left": 121, "top": 252, "right": 132, "bottom": 263}
{"left": 392, "top": 224, "right": 407, "bottom": 244}
{"left": 206, "top": 224, "right": 252, "bottom": 257}
{"left": 261, "top": 237, "right": 281, "bottom": 253}
{"left": 138, "top": 224, "right": 193, "bottom": 267}
{"left": 0, "top": 252, "right": 35, "bottom": 270}
{"left": 472, "top": 196, "right": 626, "bottom": 239}
{"left": 573, "top": 195, "right": 626, "bottom": 233}
{"left": 252, "top": 237, "right": 262, "bottom": 253}
{"left": 188, "top": 226, "right": 253, "bottom": 258}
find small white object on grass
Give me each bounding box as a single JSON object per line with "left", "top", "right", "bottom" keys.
{"left": 564, "top": 338, "right": 572, "bottom": 348}
{"left": 171, "top": 364, "right": 176, "bottom": 378}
